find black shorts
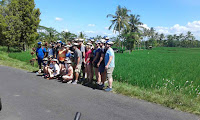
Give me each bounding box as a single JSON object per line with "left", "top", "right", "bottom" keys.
{"left": 99, "top": 64, "right": 105, "bottom": 73}
{"left": 81, "top": 62, "right": 85, "bottom": 70}
{"left": 59, "top": 61, "right": 65, "bottom": 64}
{"left": 93, "top": 62, "right": 98, "bottom": 68}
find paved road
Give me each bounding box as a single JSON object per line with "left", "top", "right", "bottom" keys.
{"left": 0, "top": 66, "right": 199, "bottom": 120}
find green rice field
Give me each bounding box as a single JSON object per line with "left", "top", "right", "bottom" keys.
{"left": 114, "top": 47, "right": 200, "bottom": 98}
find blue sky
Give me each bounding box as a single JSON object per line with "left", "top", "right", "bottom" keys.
{"left": 35, "top": 0, "right": 200, "bottom": 39}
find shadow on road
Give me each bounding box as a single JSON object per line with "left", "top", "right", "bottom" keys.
{"left": 28, "top": 71, "right": 103, "bottom": 91}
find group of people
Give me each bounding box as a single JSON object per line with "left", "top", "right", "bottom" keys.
{"left": 35, "top": 36, "right": 115, "bottom": 92}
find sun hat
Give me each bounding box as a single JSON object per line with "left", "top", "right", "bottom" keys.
{"left": 73, "top": 42, "right": 79, "bottom": 46}
{"left": 90, "top": 37, "right": 95, "bottom": 41}
{"left": 48, "top": 55, "right": 53, "bottom": 58}
{"left": 37, "top": 42, "right": 42, "bottom": 45}
{"left": 87, "top": 43, "right": 93, "bottom": 46}
{"left": 105, "top": 36, "right": 109, "bottom": 40}
{"left": 106, "top": 40, "right": 114, "bottom": 45}
{"left": 67, "top": 60, "right": 72, "bottom": 64}
{"left": 51, "top": 59, "right": 58, "bottom": 62}
{"left": 95, "top": 40, "right": 101, "bottom": 44}
{"left": 64, "top": 45, "right": 71, "bottom": 48}
{"left": 78, "top": 38, "right": 84, "bottom": 42}
{"left": 100, "top": 39, "right": 106, "bottom": 43}
{"left": 64, "top": 57, "right": 69, "bottom": 61}
{"left": 74, "top": 38, "right": 79, "bottom": 42}
{"left": 43, "top": 58, "right": 48, "bottom": 61}
{"left": 57, "top": 40, "right": 62, "bottom": 43}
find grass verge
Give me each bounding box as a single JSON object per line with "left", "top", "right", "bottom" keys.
{"left": 0, "top": 51, "right": 38, "bottom": 72}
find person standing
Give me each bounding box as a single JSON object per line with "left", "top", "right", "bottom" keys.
{"left": 92, "top": 40, "right": 101, "bottom": 84}
{"left": 47, "top": 44, "right": 54, "bottom": 58}
{"left": 97, "top": 39, "right": 106, "bottom": 89}
{"left": 72, "top": 43, "right": 82, "bottom": 84}
{"left": 78, "top": 38, "right": 86, "bottom": 80}
{"left": 104, "top": 41, "right": 115, "bottom": 92}
{"left": 36, "top": 42, "right": 47, "bottom": 73}
{"left": 65, "top": 45, "right": 72, "bottom": 59}
{"left": 58, "top": 44, "right": 66, "bottom": 71}
{"left": 85, "top": 44, "right": 93, "bottom": 84}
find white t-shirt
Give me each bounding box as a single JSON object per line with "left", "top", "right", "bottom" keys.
{"left": 53, "top": 64, "right": 60, "bottom": 75}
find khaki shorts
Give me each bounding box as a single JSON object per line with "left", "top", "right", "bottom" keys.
{"left": 75, "top": 64, "right": 82, "bottom": 73}
{"left": 107, "top": 67, "right": 114, "bottom": 80}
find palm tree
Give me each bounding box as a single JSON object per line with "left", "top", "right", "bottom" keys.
{"left": 107, "top": 5, "right": 130, "bottom": 49}
{"left": 78, "top": 32, "right": 87, "bottom": 42}
{"left": 149, "top": 27, "right": 155, "bottom": 39}
{"left": 61, "top": 31, "right": 73, "bottom": 42}
{"left": 129, "top": 14, "right": 143, "bottom": 32}
{"left": 128, "top": 14, "right": 143, "bottom": 50}
{"left": 159, "top": 33, "right": 165, "bottom": 46}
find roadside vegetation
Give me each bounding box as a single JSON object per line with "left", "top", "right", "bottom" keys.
{"left": 1, "top": 46, "right": 200, "bottom": 115}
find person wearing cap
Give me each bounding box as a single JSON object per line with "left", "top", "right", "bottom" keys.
{"left": 104, "top": 40, "right": 115, "bottom": 92}
{"left": 62, "top": 60, "right": 74, "bottom": 83}
{"left": 87, "top": 42, "right": 94, "bottom": 81}
{"left": 104, "top": 36, "right": 109, "bottom": 41}
{"left": 84, "top": 44, "right": 93, "bottom": 84}
{"left": 92, "top": 40, "right": 101, "bottom": 83}
{"left": 72, "top": 42, "right": 82, "bottom": 84}
{"left": 65, "top": 45, "right": 72, "bottom": 60}
{"left": 58, "top": 43, "right": 66, "bottom": 71}
{"left": 55, "top": 40, "right": 62, "bottom": 58}
{"left": 36, "top": 42, "right": 47, "bottom": 73}
{"left": 78, "top": 38, "right": 86, "bottom": 80}
{"left": 96, "top": 39, "right": 106, "bottom": 89}
{"left": 47, "top": 44, "right": 54, "bottom": 58}
{"left": 47, "top": 59, "right": 60, "bottom": 79}
{"left": 43, "top": 57, "right": 49, "bottom": 76}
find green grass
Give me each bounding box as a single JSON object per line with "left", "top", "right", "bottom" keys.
{"left": 9, "top": 50, "right": 36, "bottom": 63}
{"left": 1, "top": 46, "right": 200, "bottom": 115}
{"left": 114, "top": 47, "right": 200, "bottom": 97}
{"left": 0, "top": 46, "right": 38, "bottom": 71}
{"left": 113, "top": 47, "right": 200, "bottom": 114}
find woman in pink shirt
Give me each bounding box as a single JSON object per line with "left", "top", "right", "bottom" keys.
{"left": 85, "top": 44, "right": 93, "bottom": 83}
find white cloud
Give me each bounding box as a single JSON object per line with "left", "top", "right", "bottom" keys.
{"left": 85, "top": 31, "right": 95, "bottom": 33}
{"left": 139, "top": 24, "right": 150, "bottom": 30}
{"left": 105, "top": 27, "right": 109, "bottom": 30}
{"left": 143, "top": 20, "right": 200, "bottom": 39}
{"left": 104, "top": 33, "right": 113, "bottom": 36}
{"left": 88, "top": 24, "right": 95, "bottom": 27}
{"left": 63, "top": 29, "right": 69, "bottom": 32}
{"left": 55, "top": 17, "right": 63, "bottom": 21}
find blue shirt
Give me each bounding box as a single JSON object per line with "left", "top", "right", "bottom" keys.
{"left": 36, "top": 47, "right": 46, "bottom": 59}
{"left": 105, "top": 48, "right": 115, "bottom": 68}
{"left": 66, "top": 51, "right": 72, "bottom": 58}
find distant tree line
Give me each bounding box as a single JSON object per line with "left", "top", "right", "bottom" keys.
{"left": 107, "top": 5, "right": 200, "bottom": 51}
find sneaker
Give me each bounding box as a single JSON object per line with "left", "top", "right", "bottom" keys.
{"left": 72, "top": 80, "right": 78, "bottom": 85}
{"left": 104, "top": 87, "right": 112, "bottom": 92}
{"left": 67, "top": 80, "right": 72, "bottom": 84}
{"left": 99, "top": 84, "right": 105, "bottom": 90}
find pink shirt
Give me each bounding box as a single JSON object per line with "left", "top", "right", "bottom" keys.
{"left": 85, "top": 50, "right": 92, "bottom": 63}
